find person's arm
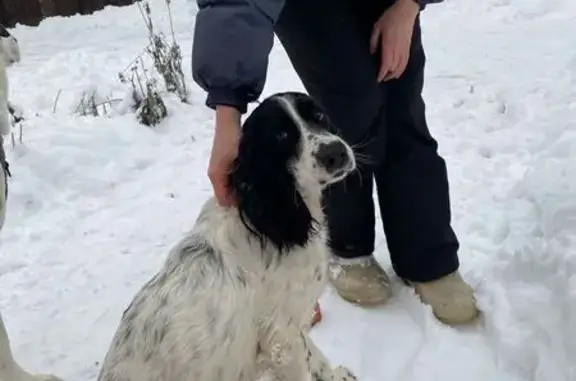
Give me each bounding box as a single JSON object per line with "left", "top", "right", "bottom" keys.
{"left": 192, "top": 0, "right": 286, "bottom": 114}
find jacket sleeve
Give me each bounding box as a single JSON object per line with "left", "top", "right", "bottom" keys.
{"left": 191, "top": 0, "right": 286, "bottom": 114}
{"left": 419, "top": 0, "right": 444, "bottom": 10}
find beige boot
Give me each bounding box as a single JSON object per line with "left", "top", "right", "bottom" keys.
{"left": 412, "top": 271, "right": 478, "bottom": 325}
{"left": 327, "top": 255, "right": 392, "bottom": 306}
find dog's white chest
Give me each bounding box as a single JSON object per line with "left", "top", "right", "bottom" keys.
{"left": 258, "top": 239, "right": 328, "bottom": 329}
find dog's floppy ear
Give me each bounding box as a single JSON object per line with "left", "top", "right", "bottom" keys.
{"left": 228, "top": 98, "right": 317, "bottom": 254}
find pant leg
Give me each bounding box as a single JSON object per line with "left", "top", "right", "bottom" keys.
{"left": 348, "top": 0, "right": 460, "bottom": 281}
{"left": 376, "top": 23, "right": 460, "bottom": 282}
{"left": 274, "top": 0, "right": 385, "bottom": 258}
{"left": 274, "top": 0, "right": 460, "bottom": 279}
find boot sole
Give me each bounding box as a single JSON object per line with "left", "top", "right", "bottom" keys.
{"left": 333, "top": 287, "right": 392, "bottom": 307}
{"left": 434, "top": 306, "right": 480, "bottom": 325}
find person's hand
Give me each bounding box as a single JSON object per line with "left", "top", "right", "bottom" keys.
{"left": 370, "top": 0, "right": 420, "bottom": 82}
{"left": 208, "top": 106, "right": 241, "bottom": 207}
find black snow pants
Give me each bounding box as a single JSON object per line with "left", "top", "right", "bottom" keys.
{"left": 274, "top": 0, "right": 460, "bottom": 282}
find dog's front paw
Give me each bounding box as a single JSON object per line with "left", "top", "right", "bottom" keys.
{"left": 332, "top": 366, "right": 357, "bottom": 381}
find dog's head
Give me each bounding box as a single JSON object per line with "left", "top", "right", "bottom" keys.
{"left": 229, "top": 91, "right": 356, "bottom": 253}
{"left": 0, "top": 25, "right": 20, "bottom": 67}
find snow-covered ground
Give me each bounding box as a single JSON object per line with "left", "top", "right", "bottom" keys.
{"left": 1, "top": 0, "right": 576, "bottom": 380}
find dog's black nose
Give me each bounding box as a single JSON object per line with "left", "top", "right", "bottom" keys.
{"left": 316, "top": 141, "right": 349, "bottom": 172}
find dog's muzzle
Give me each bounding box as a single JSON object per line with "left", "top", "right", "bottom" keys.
{"left": 315, "top": 141, "right": 351, "bottom": 174}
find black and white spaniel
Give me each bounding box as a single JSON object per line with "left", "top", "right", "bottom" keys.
{"left": 96, "top": 91, "right": 357, "bottom": 381}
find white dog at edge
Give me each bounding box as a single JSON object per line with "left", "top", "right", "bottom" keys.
{"left": 1, "top": 24, "right": 62, "bottom": 381}
{"left": 0, "top": 24, "right": 19, "bottom": 137}
{"left": 0, "top": 24, "right": 358, "bottom": 381}
{"left": 0, "top": 24, "right": 20, "bottom": 230}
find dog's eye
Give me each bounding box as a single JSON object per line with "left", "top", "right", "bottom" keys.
{"left": 314, "top": 111, "right": 327, "bottom": 123}
{"left": 277, "top": 131, "right": 288, "bottom": 141}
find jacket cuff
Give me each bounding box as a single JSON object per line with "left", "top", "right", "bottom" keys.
{"left": 417, "top": 0, "right": 444, "bottom": 10}
{"left": 205, "top": 88, "right": 249, "bottom": 114}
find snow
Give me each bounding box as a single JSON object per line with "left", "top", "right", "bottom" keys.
{"left": 1, "top": 0, "right": 576, "bottom": 380}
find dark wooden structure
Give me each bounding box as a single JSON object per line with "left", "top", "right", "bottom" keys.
{"left": 1, "top": 0, "right": 137, "bottom": 27}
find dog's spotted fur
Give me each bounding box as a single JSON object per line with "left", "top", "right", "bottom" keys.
{"left": 97, "top": 92, "right": 357, "bottom": 381}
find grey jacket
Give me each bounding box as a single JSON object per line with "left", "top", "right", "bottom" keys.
{"left": 191, "top": 0, "right": 443, "bottom": 114}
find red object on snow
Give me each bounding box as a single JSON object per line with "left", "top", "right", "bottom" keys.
{"left": 311, "top": 302, "right": 322, "bottom": 327}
